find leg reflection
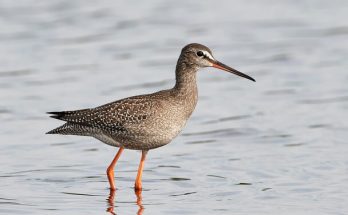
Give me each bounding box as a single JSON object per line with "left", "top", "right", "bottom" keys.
{"left": 135, "top": 189, "right": 144, "bottom": 215}
{"left": 107, "top": 188, "right": 116, "bottom": 215}
{"left": 106, "top": 188, "right": 145, "bottom": 215}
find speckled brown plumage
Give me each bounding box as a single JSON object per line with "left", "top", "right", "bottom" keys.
{"left": 48, "top": 87, "right": 197, "bottom": 150}
{"left": 47, "top": 43, "right": 255, "bottom": 190}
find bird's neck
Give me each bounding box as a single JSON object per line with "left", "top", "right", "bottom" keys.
{"left": 172, "top": 61, "right": 199, "bottom": 119}
{"left": 173, "top": 61, "right": 198, "bottom": 96}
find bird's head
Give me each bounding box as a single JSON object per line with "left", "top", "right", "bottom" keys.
{"left": 180, "top": 43, "right": 255, "bottom": 82}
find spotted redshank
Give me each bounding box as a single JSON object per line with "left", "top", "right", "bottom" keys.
{"left": 47, "top": 43, "right": 255, "bottom": 191}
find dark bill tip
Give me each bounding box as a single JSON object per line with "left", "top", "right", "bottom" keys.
{"left": 212, "top": 61, "right": 255, "bottom": 82}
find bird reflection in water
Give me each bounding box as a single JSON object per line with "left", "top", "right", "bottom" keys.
{"left": 107, "top": 189, "right": 144, "bottom": 215}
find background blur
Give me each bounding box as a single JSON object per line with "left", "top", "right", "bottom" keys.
{"left": 1, "top": 0, "right": 348, "bottom": 214}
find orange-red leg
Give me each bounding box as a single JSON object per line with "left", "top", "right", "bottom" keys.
{"left": 134, "top": 150, "right": 148, "bottom": 191}
{"left": 107, "top": 147, "right": 124, "bottom": 190}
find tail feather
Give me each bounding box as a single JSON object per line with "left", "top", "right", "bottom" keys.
{"left": 46, "top": 123, "right": 94, "bottom": 136}
{"left": 48, "top": 114, "right": 62, "bottom": 120}
{"left": 47, "top": 109, "right": 91, "bottom": 122}
{"left": 46, "top": 123, "right": 72, "bottom": 135}
{"left": 47, "top": 111, "right": 70, "bottom": 120}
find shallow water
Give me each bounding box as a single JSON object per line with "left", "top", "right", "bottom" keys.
{"left": 1, "top": 0, "right": 348, "bottom": 214}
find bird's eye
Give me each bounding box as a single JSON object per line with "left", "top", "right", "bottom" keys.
{"left": 196, "top": 51, "right": 204, "bottom": 57}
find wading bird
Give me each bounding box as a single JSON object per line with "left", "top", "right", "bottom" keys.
{"left": 47, "top": 43, "right": 255, "bottom": 191}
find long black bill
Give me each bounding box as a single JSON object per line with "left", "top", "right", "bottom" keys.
{"left": 212, "top": 61, "right": 255, "bottom": 82}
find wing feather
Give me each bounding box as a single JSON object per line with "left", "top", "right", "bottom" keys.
{"left": 47, "top": 96, "right": 155, "bottom": 133}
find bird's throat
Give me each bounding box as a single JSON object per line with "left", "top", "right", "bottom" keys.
{"left": 173, "top": 62, "right": 199, "bottom": 117}
{"left": 174, "top": 62, "right": 198, "bottom": 94}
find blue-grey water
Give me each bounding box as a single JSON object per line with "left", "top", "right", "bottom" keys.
{"left": 1, "top": 0, "right": 348, "bottom": 214}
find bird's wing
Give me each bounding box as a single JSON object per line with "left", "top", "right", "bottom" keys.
{"left": 48, "top": 95, "right": 156, "bottom": 133}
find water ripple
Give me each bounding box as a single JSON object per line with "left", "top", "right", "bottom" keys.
{"left": 0, "top": 69, "right": 33, "bottom": 77}
{"left": 170, "top": 192, "right": 197, "bottom": 197}
{"left": 204, "top": 115, "right": 251, "bottom": 124}
{"left": 300, "top": 96, "right": 348, "bottom": 104}
{"left": 61, "top": 192, "right": 101, "bottom": 197}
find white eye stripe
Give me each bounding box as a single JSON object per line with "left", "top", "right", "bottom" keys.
{"left": 202, "top": 50, "right": 214, "bottom": 60}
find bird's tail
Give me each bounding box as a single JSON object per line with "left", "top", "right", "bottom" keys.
{"left": 46, "top": 123, "right": 93, "bottom": 136}
{"left": 47, "top": 109, "right": 90, "bottom": 122}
